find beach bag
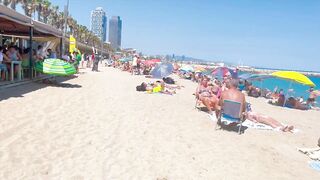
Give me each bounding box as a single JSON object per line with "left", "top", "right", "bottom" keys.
{"left": 136, "top": 85, "right": 143, "bottom": 91}
{"left": 164, "top": 77, "right": 175, "bottom": 84}
{"left": 136, "top": 83, "right": 146, "bottom": 91}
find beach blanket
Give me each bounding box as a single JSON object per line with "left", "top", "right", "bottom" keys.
{"left": 298, "top": 147, "right": 320, "bottom": 161}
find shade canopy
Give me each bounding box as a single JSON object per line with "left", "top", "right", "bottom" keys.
{"left": 0, "top": 5, "right": 62, "bottom": 37}
{"left": 119, "top": 57, "right": 132, "bottom": 62}
{"left": 271, "top": 71, "right": 315, "bottom": 87}
{"left": 35, "top": 59, "right": 76, "bottom": 76}
{"left": 143, "top": 59, "right": 161, "bottom": 66}
{"left": 194, "top": 66, "right": 206, "bottom": 73}
{"left": 239, "top": 73, "right": 272, "bottom": 81}
{"left": 180, "top": 65, "right": 194, "bottom": 72}
{"left": 151, "top": 63, "right": 174, "bottom": 78}
{"left": 212, "top": 67, "right": 232, "bottom": 79}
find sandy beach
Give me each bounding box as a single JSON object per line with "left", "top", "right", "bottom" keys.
{"left": 0, "top": 66, "right": 319, "bottom": 180}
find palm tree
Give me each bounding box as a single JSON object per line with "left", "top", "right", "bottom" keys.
{"left": 2, "top": 0, "right": 11, "bottom": 7}
{"left": 41, "top": 0, "right": 51, "bottom": 23}
{"left": 67, "top": 16, "right": 77, "bottom": 35}
{"left": 21, "top": 0, "right": 36, "bottom": 17}
{"left": 9, "top": 0, "right": 20, "bottom": 10}
{"left": 57, "top": 11, "right": 66, "bottom": 31}
{"left": 48, "top": 5, "right": 59, "bottom": 27}
{"left": 35, "top": 0, "right": 43, "bottom": 21}
{"left": 79, "top": 25, "right": 89, "bottom": 43}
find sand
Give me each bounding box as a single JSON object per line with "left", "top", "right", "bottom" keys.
{"left": 0, "top": 66, "right": 319, "bottom": 180}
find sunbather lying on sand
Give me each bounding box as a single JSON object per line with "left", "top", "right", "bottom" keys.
{"left": 245, "top": 111, "right": 294, "bottom": 132}
{"left": 286, "top": 97, "right": 309, "bottom": 110}
{"left": 136, "top": 81, "right": 176, "bottom": 95}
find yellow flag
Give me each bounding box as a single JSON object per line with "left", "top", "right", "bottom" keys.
{"left": 69, "top": 35, "right": 76, "bottom": 53}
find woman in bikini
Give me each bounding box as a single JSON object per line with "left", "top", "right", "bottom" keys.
{"left": 196, "top": 77, "right": 219, "bottom": 115}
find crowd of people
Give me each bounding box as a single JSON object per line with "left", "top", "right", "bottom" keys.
{"left": 194, "top": 76, "right": 296, "bottom": 132}
{"left": 109, "top": 55, "right": 155, "bottom": 76}
{"left": 110, "top": 56, "right": 318, "bottom": 132}
{"left": 115, "top": 57, "right": 319, "bottom": 131}
{"left": 0, "top": 41, "right": 103, "bottom": 82}
{"left": 0, "top": 44, "right": 43, "bottom": 80}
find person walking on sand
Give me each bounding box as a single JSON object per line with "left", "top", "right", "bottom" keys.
{"left": 132, "top": 55, "right": 138, "bottom": 75}
{"left": 92, "top": 53, "right": 99, "bottom": 72}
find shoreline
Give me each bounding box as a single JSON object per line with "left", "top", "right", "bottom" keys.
{"left": 238, "top": 66, "right": 320, "bottom": 77}
{"left": 172, "top": 61, "right": 320, "bottom": 77}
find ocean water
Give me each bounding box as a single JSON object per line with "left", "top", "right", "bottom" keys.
{"left": 240, "top": 72, "right": 320, "bottom": 106}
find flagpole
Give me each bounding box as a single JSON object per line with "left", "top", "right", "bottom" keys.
{"left": 62, "top": 0, "right": 69, "bottom": 55}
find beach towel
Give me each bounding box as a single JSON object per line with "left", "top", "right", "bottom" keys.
{"left": 241, "top": 120, "right": 299, "bottom": 133}
{"left": 309, "top": 161, "right": 320, "bottom": 172}
{"left": 298, "top": 147, "right": 320, "bottom": 161}
{"left": 219, "top": 115, "right": 241, "bottom": 125}
{"left": 242, "top": 120, "right": 274, "bottom": 130}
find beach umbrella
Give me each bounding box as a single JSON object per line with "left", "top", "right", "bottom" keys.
{"left": 180, "top": 65, "right": 194, "bottom": 72}
{"left": 271, "top": 71, "right": 315, "bottom": 87}
{"left": 35, "top": 58, "right": 76, "bottom": 76}
{"left": 212, "top": 67, "right": 231, "bottom": 80}
{"left": 151, "top": 63, "right": 174, "bottom": 78}
{"left": 143, "top": 59, "right": 161, "bottom": 66}
{"left": 238, "top": 73, "right": 252, "bottom": 80}
{"left": 239, "top": 73, "right": 272, "bottom": 81}
{"left": 195, "top": 66, "right": 206, "bottom": 73}
{"left": 119, "top": 57, "right": 132, "bottom": 62}
{"left": 239, "top": 73, "right": 273, "bottom": 92}
{"left": 272, "top": 71, "right": 316, "bottom": 106}
{"left": 201, "top": 69, "right": 213, "bottom": 76}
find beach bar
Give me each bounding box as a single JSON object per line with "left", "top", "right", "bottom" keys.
{"left": 0, "top": 5, "right": 62, "bottom": 84}
{"left": 0, "top": 5, "right": 107, "bottom": 87}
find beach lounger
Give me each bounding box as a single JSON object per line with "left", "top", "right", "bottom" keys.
{"left": 216, "top": 100, "right": 245, "bottom": 134}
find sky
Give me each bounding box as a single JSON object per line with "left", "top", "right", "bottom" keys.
{"left": 49, "top": 0, "right": 320, "bottom": 71}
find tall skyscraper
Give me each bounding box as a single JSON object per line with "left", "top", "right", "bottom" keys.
{"left": 109, "top": 16, "right": 122, "bottom": 50}
{"left": 90, "top": 7, "right": 107, "bottom": 42}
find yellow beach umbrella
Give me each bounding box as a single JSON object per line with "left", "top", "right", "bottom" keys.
{"left": 271, "top": 71, "right": 315, "bottom": 87}
{"left": 195, "top": 66, "right": 206, "bottom": 73}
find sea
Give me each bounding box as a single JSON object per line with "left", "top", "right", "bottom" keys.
{"left": 239, "top": 70, "right": 320, "bottom": 106}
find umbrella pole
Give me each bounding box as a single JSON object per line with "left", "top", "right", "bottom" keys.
{"left": 260, "top": 80, "right": 263, "bottom": 97}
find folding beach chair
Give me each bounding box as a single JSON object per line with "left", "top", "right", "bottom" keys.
{"left": 194, "top": 95, "right": 202, "bottom": 110}
{"left": 194, "top": 94, "right": 209, "bottom": 111}
{"left": 216, "top": 99, "right": 245, "bottom": 134}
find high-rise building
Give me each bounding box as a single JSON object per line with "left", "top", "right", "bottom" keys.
{"left": 90, "top": 7, "right": 107, "bottom": 42}
{"left": 108, "top": 16, "right": 122, "bottom": 50}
